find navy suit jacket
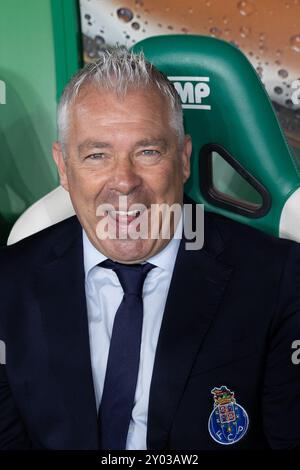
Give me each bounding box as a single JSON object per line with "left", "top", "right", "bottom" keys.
{"left": 1, "top": 197, "right": 300, "bottom": 450}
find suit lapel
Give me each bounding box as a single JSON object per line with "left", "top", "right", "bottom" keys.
{"left": 147, "top": 211, "right": 233, "bottom": 450}
{"left": 34, "top": 218, "right": 99, "bottom": 449}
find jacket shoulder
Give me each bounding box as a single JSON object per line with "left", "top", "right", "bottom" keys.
{"left": 0, "top": 216, "right": 81, "bottom": 269}
{"left": 206, "top": 209, "right": 298, "bottom": 254}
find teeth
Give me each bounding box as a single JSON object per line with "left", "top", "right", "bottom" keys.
{"left": 110, "top": 210, "right": 141, "bottom": 216}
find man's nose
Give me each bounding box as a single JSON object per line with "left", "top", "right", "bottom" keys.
{"left": 109, "top": 157, "right": 142, "bottom": 195}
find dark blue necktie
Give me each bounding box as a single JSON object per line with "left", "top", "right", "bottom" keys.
{"left": 98, "top": 258, "right": 155, "bottom": 450}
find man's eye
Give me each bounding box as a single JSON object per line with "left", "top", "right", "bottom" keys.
{"left": 86, "top": 153, "right": 105, "bottom": 160}
{"left": 141, "top": 149, "right": 160, "bottom": 156}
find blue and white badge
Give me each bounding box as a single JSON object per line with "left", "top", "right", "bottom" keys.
{"left": 208, "top": 385, "right": 249, "bottom": 445}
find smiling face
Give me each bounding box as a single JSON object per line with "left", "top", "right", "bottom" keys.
{"left": 53, "top": 84, "right": 191, "bottom": 263}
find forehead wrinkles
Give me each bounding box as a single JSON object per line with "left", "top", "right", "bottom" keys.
{"left": 66, "top": 86, "right": 181, "bottom": 151}
{"left": 71, "top": 93, "right": 172, "bottom": 133}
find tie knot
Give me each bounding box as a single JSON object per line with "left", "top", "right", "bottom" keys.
{"left": 99, "top": 259, "right": 155, "bottom": 296}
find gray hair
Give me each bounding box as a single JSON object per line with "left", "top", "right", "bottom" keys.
{"left": 57, "top": 46, "right": 184, "bottom": 154}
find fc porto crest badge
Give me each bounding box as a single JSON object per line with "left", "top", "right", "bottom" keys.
{"left": 208, "top": 385, "right": 249, "bottom": 445}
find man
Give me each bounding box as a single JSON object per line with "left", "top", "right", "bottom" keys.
{"left": 0, "top": 47, "right": 300, "bottom": 450}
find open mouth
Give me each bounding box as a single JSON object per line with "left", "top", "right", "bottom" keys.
{"left": 106, "top": 209, "right": 145, "bottom": 224}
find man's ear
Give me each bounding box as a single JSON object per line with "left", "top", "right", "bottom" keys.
{"left": 52, "top": 141, "right": 69, "bottom": 191}
{"left": 181, "top": 135, "right": 192, "bottom": 183}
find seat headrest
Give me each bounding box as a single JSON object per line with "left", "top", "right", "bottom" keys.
{"left": 132, "top": 35, "right": 300, "bottom": 239}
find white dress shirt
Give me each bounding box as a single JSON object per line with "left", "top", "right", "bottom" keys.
{"left": 83, "top": 217, "right": 182, "bottom": 450}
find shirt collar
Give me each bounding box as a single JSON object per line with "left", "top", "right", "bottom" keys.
{"left": 82, "top": 213, "right": 183, "bottom": 279}
{"left": 83, "top": 230, "right": 107, "bottom": 279}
